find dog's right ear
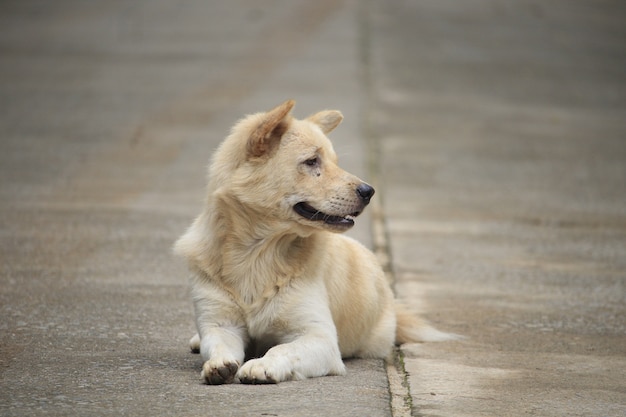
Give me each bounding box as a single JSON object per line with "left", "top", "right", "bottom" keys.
{"left": 247, "top": 99, "right": 295, "bottom": 158}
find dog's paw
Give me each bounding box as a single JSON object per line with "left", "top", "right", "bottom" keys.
{"left": 201, "top": 359, "right": 240, "bottom": 385}
{"left": 237, "top": 357, "right": 292, "bottom": 384}
{"left": 189, "top": 333, "right": 200, "bottom": 353}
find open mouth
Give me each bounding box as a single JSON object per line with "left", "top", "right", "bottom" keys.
{"left": 294, "top": 202, "right": 360, "bottom": 228}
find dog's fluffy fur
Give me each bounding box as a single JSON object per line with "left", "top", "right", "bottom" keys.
{"left": 174, "top": 100, "right": 453, "bottom": 384}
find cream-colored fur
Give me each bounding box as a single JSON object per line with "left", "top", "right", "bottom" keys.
{"left": 174, "top": 100, "right": 453, "bottom": 384}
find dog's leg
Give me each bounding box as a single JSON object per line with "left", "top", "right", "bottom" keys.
{"left": 192, "top": 280, "right": 248, "bottom": 385}
{"left": 237, "top": 331, "right": 346, "bottom": 384}
{"left": 198, "top": 324, "right": 247, "bottom": 384}
{"left": 237, "top": 284, "right": 346, "bottom": 384}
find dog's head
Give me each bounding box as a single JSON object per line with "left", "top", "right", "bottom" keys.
{"left": 211, "top": 100, "right": 374, "bottom": 234}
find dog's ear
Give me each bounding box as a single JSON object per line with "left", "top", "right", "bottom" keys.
{"left": 307, "top": 110, "right": 343, "bottom": 134}
{"left": 247, "top": 99, "right": 295, "bottom": 158}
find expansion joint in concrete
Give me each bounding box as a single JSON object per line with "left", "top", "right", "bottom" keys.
{"left": 368, "top": 163, "right": 413, "bottom": 417}
{"left": 358, "top": 2, "right": 413, "bottom": 415}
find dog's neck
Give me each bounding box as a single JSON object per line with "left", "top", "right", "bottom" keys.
{"left": 208, "top": 196, "right": 318, "bottom": 305}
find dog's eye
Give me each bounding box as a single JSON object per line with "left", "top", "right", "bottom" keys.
{"left": 304, "top": 157, "right": 319, "bottom": 167}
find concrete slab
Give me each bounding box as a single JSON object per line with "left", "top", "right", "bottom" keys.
{"left": 6, "top": 0, "right": 622, "bottom": 415}
{"left": 367, "top": 0, "right": 626, "bottom": 416}
{"left": 0, "top": 1, "right": 390, "bottom": 416}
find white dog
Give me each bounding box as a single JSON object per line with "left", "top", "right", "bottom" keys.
{"left": 175, "top": 100, "right": 453, "bottom": 384}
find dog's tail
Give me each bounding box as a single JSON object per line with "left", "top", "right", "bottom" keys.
{"left": 395, "top": 304, "right": 464, "bottom": 344}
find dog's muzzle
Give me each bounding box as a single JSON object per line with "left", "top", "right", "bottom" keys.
{"left": 293, "top": 183, "right": 375, "bottom": 230}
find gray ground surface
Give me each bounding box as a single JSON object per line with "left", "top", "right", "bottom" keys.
{"left": 1, "top": 1, "right": 625, "bottom": 416}
{"left": 1, "top": 1, "right": 386, "bottom": 416}
{"left": 368, "top": 1, "right": 626, "bottom": 416}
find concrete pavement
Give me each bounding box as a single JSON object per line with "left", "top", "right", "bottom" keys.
{"left": 1, "top": 1, "right": 625, "bottom": 416}
{"left": 1, "top": 1, "right": 387, "bottom": 416}
{"left": 367, "top": 1, "right": 626, "bottom": 416}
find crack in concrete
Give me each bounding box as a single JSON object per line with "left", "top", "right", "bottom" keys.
{"left": 359, "top": 2, "right": 413, "bottom": 415}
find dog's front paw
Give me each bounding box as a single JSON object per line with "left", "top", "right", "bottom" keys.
{"left": 237, "top": 357, "right": 291, "bottom": 384}
{"left": 202, "top": 359, "right": 240, "bottom": 385}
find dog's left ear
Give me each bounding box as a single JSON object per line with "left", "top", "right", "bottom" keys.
{"left": 307, "top": 110, "right": 343, "bottom": 134}
{"left": 247, "top": 99, "right": 295, "bottom": 158}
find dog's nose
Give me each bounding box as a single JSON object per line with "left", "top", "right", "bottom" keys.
{"left": 356, "top": 183, "right": 375, "bottom": 204}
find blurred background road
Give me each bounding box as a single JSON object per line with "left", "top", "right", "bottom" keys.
{"left": 1, "top": 1, "right": 625, "bottom": 416}
{"left": 0, "top": 1, "right": 385, "bottom": 416}
{"left": 368, "top": 1, "right": 626, "bottom": 416}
